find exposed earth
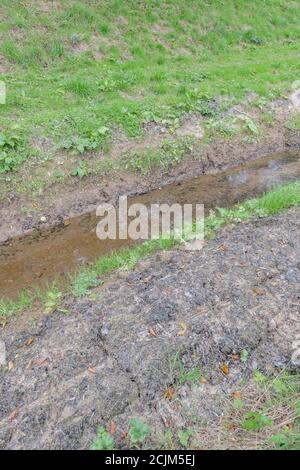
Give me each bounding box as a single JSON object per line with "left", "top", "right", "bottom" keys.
{"left": 0, "top": 207, "right": 299, "bottom": 449}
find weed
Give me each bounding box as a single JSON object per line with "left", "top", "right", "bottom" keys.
{"left": 129, "top": 419, "right": 151, "bottom": 447}
{"left": 60, "top": 127, "right": 109, "bottom": 154}
{"left": 242, "top": 411, "right": 273, "bottom": 431}
{"left": 43, "top": 291, "right": 62, "bottom": 315}
{"left": 178, "top": 429, "right": 194, "bottom": 447}
{"left": 120, "top": 137, "right": 194, "bottom": 175}
{"left": 90, "top": 427, "right": 114, "bottom": 450}
{"left": 71, "top": 160, "right": 88, "bottom": 178}
{"left": 178, "top": 364, "right": 201, "bottom": 385}
{"left": 0, "top": 129, "right": 30, "bottom": 173}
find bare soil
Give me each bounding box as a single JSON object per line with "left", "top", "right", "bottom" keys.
{"left": 0, "top": 208, "right": 299, "bottom": 449}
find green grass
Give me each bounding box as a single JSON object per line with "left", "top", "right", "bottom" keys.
{"left": 120, "top": 136, "right": 195, "bottom": 175}
{"left": 1, "top": 0, "right": 300, "bottom": 182}
{"left": 204, "top": 180, "right": 300, "bottom": 237}
{"left": 1, "top": 180, "right": 300, "bottom": 321}
{"left": 72, "top": 236, "right": 176, "bottom": 297}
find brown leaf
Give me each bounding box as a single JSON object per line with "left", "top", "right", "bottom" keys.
{"left": 252, "top": 287, "right": 265, "bottom": 296}
{"left": 225, "top": 422, "right": 236, "bottom": 431}
{"left": 25, "top": 337, "right": 34, "bottom": 347}
{"left": 109, "top": 420, "right": 117, "bottom": 434}
{"left": 177, "top": 322, "right": 187, "bottom": 336}
{"left": 232, "top": 391, "right": 241, "bottom": 399}
{"left": 229, "top": 353, "right": 239, "bottom": 361}
{"left": 87, "top": 367, "right": 97, "bottom": 374}
{"left": 8, "top": 361, "right": 14, "bottom": 370}
{"left": 164, "top": 387, "right": 174, "bottom": 400}
{"left": 8, "top": 408, "right": 19, "bottom": 422}
{"left": 220, "top": 363, "right": 229, "bottom": 375}
{"left": 220, "top": 242, "right": 228, "bottom": 253}
{"left": 148, "top": 327, "right": 157, "bottom": 337}
{"left": 196, "top": 306, "right": 206, "bottom": 315}
{"left": 162, "top": 417, "right": 172, "bottom": 428}
{"left": 200, "top": 377, "right": 208, "bottom": 384}
{"left": 35, "top": 358, "right": 47, "bottom": 367}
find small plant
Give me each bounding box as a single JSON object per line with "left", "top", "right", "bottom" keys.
{"left": 72, "top": 269, "right": 101, "bottom": 297}
{"left": 61, "top": 127, "right": 109, "bottom": 154}
{"left": 241, "top": 411, "right": 273, "bottom": 431}
{"left": 71, "top": 160, "right": 88, "bottom": 178}
{"left": 253, "top": 369, "right": 268, "bottom": 384}
{"left": 0, "top": 130, "right": 29, "bottom": 173}
{"left": 43, "top": 291, "right": 62, "bottom": 314}
{"left": 70, "top": 33, "right": 84, "bottom": 46}
{"left": 176, "top": 353, "right": 201, "bottom": 385}
{"left": 90, "top": 426, "right": 114, "bottom": 450}
{"left": 240, "top": 349, "right": 249, "bottom": 363}
{"left": 271, "top": 430, "right": 300, "bottom": 450}
{"left": 178, "top": 365, "right": 201, "bottom": 385}
{"left": 120, "top": 137, "right": 194, "bottom": 175}
{"left": 243, "top": 117, "right": 260, "bottom": 136}
{"left": 129, "top": 418, "right": 151, "bottom": 446}
{"left": 178, "top": 428, "right": 193, "bottom": 447}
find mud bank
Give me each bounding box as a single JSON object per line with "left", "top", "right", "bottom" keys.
{"left": 1, "top": 150, "right": 299, "bottom": 299}
{"left": 1, "top": 99, "right": 300, "bottom": 245}
{"left": 0, "top": 208, "right": 299, "bottom": 449}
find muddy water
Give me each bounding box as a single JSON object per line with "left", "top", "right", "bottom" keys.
{"left": 1, "top": 150, "right": 300, "bottom": 299}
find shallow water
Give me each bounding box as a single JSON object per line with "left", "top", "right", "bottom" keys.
{"left": 0, "top": 150, "right": 299, "bottom": 299}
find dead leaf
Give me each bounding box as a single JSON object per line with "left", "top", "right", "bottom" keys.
{"left": 229, "top": 353, "right": 239, "bottom": 361}
{"left": 200, "top": 377, "right": 208, "bottom": 384}
{"left": 225, "top": 422, "right": 236, "bottom": 431}
{"left": 164, "top": 387, "right": 174, "bottom": 400}
{"left": 87, "top": 367, "right": 97, "bottom": 374}
{"left": 8, "top": 408, "right": 19, "bottom": 422}
{"left": 177, "top": 322, "right": 187, "bottom": 336}
{"left": 196, "top": 306, "right": 206, "bottom": 315}
{"left": 232, "top": 391, "right": 241, "bottom": 399}
{"left": 35, "top": 358, "right": 47, "bottom": 367}
{"left": 213, "top": 271, "right": 222, "bottom": 279}
{"left": 25, "top": 337, "right": 34, "bottom": 347}
{"left": 162, "top": 417, "right": 172, "bottom": 428}
{"left": 148, "top": 327, "right": 157, "bottom": 337}
{"left": 8, "top": 361, "right": 14, "bottom": 370}
{"left": 26, "top": 359, "right": 33, "bottom": 369}
{"left": 220, "top": 242, "right": 228, "bottom": 253}
{"left": 109, "top": 420, "right": 117, "bottom": 434}
{"left": 252, "top": 287, "right": 265, "bottom": 296}
{"left": 220, "top": 363, "right": 229, "bottom": 375}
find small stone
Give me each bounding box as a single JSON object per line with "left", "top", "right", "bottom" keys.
{"left": 40, "top": 216, "right": 47, "bottom": 223}
{"left": 268, "top": 318, "right": 277, "bottom": 331}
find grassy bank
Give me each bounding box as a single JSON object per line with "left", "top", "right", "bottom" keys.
{"left": 1, "top": 180, "right": 300, "bottom": 322}
{"left": 1, "top": 0, "right": 300, "bottom": 182}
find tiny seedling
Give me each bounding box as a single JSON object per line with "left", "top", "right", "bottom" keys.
{"left": 129, "top": 418, "right": 151, "bottom": 446}
{"left": 90, "top": 426, "right": 114, "bottom": 450}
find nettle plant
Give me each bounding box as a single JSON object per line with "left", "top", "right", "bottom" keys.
{"left": 0, "top": 129, "right": 28, "bottom": 172}
{"left": 61, "top": 126, "right": 110, "bottom": 154}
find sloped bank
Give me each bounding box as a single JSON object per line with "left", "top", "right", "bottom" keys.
{"left": 0, "top": 207, "right": 299, "bottom": 449}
